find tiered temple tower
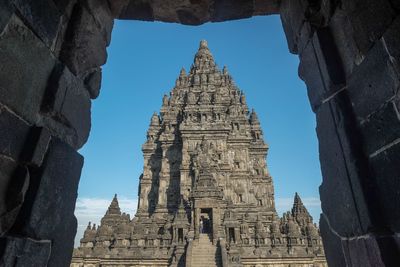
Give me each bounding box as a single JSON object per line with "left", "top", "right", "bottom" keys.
{"left": 71, "top": 41, "right": 326, "bottom": 267}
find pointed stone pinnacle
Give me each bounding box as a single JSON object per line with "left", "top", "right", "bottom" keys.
{"left": 200, "top": 40, "right": 208, "bottom": 48}
{"left": 223, "top": 65, "right": 228, "bottom": 74}
{"left": 180, "top": 67, "right": 186, "bottom": 76}
{"left": 294, "top": 192, "right": 303, "bottom": 205}
{"left": 192, "top": 39, "right": 215, "bottom": 72}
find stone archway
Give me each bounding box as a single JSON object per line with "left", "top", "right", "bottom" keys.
{"left": 0, "top": 1, "right": 399, "bottom": 266}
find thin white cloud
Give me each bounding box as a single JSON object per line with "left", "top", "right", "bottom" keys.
{"left": 74, "top": 197, "right": 138, "bottom": 247}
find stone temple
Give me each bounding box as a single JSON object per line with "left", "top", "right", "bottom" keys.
{"left": 71, "top": 40, "right": 326, "bottom": 267}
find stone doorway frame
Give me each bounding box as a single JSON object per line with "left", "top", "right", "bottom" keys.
{"left": 199, "top": 208, "right": 213, "bottom": 236}
{"left": 0, "top": 1, "right": 399, "bottom": 266}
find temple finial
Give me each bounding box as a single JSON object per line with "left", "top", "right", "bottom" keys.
{"left": 200, "top": 40, "right": 208, "bottom": 48}
{"left": 292, "top": 192, "right": 312, "bottom": 225}
{"left": 180, "top": 67, "right": 186, "bottom": 76}
{"left": 223, "top": 65, "right": 228, "bottom": 75}
{"left": 192, "top": 39, "right": 215, "bottom": 72}
{"left": 250, "top": 109, "right": 259, "bottom": 124}
{"left": 105, "top": 193, "right": 121, "bottom": 216}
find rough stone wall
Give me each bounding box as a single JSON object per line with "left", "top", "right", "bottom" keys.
{"left": 0, "top": 0, "right": 399, "bottom": 267}
{"left": 0, "top": 1, "right": 114, "bottom": 266}
{"left": 280, "top": 0, "right": 400, "bottom": 266}
{"left": 116, "top": 0, "right": 280, "bottom": 24}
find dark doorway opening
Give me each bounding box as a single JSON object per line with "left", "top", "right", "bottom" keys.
{"left": 228, "top": 228, "right": 235, "bottom": 244}
{"left": 200, "top": 208, "right": 212, "bottom": 234}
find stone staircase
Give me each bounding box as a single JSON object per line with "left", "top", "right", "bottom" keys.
{"left": 191, "top": 234, "right": 222, "bottom": 267}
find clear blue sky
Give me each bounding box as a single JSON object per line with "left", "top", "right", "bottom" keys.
{"left": 77, "top": 15, "right": 322, "bottom": 224}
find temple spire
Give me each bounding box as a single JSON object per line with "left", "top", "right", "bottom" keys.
{"left": 106, "top": 193, "right": 121, "bottom": 216}
{"left": 250, "top": 109, "right": 260, "bottom": 125}
{"left": 150, "top": 112, "right": 160, "bottom": 126}
{"left": 179, "top": 67, "right": 186, "bottom": 77}
{"left": 292, "top": 192, "right": 312, "bottom": 226}
{"left": 192, "top": 40, "right": 216, "bottom": 73}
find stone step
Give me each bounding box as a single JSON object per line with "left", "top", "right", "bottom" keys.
{"left": 192, "top": 255, "right": 217, "bottom": 261}
{"left": 191, "top": 264, "right": 219, "bottom": 267}
{"left": 192, "top": 260, "right": 220, "bottom": 262}
{"left": 191, "top": 264, "right": 219, "bottom": 266}
{"left": 192, "top": 264, "right": 220, "bottom": 265}
{"left": 191, "top": 241, "right": 222, "bottom": 267}
{"left": 192, "top": 256, "right": 220, "bottom": 258}
{"left": 192, "top": 260, "right": 221, "bottom": 262}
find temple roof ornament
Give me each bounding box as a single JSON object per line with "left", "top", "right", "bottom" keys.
{"left": 179, "top": 67, "right": 186, "bottom": 77}
{"left": 106, "top": 194, "right": 121, "bottom": 216}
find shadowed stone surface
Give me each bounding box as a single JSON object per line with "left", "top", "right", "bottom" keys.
{"left": 10, "top": 139, "right": 83, "bottom": 267}
{"left": 0, "top": 157, "right": 29, "bottom": 236}
{"left": 117, "top": 0, "right": 280, "bottom": 24}
{"left": 0, "top": 15, "right": 57, "bottom": 124}
{"left": 0, "top": 236, "right": 51, "bottom": 267}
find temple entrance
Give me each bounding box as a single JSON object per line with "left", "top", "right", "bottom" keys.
{"left": 200, "top": 208, "right": 213, "bottom": 235}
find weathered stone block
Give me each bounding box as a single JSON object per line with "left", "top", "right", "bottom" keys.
{"left": 348, "top": 39, "right": 400, "bottom": 119}
{"left": 328, "top": 9, "right": 359, "bottom": 77}
{"left": 0, "top": 1, "right": 14, "bottom": 35}
{"left": 382, "top": 16, "right": 400, "bottom": 68}
{"left": 0, "top": 157, "right": 29, "bottom": 236}
{"left": 298, "top": 40, "right": 326, "bottom": 112}
{"left": 146, "top": 0, "right": 211, "bottom": 25}
{"left": 0, "top": 236, "right": 51, "bottom": 266}
{"left": 370, "top": 142, "right": 400, "bottom": 232}
{"left": 83, "top": 67, "right": 102, "bottom": 99}
{"left": 13, "top": 0, "right": 62, "bottom": 48}
{"left": 280, "top": 0, "right": 307, "bottom": 54}
{"left": 342, "top": 235, "right": 382, "bottom": 267}
{"left": 52, "top": 0, "right": 78, "bottom": 15}
{"left": 0, "top": 15, "right": 57, "bottom": 124}
{"left": 359, "top": 101, "right": 400, "bottom": 156}
{"left": 60, "top": 2, "right": 108, "bottom": 75}
{"left": 317, "top": 100, "right": 367, "bottom": 236}
{"left": 26, "top": 127, "right": 52, "bottom": 167}
{"left": 0, "top": 106, "right": 31, "bottom": 161}
{"left": 107, "top": 0, "right": 130, "bottom": 18}
{"left": 213, "top": 0, "right": 254, "bottom": 22}
{"left": 299, "top": 26, "right": 347, "bottom": 113}
{"left": 59, "top": 78, "right": 91, "bottom": 148}
{"left": 51, "top": 5, "right": 76, "bottom": 58}
{"left": 0, "top": 106, "right": 51, "bottom": 167}
{"left": 11, "top": 139, "right": 82, "bottom": 266}
{"left": 342, "top": 0, "right": 396, "bottom": 56}
{"left": 319, "top": 214, "right": 347, "bottom": 267}
{"left": 374, "top": 234, "right": 400, "bottom": 265}
{"left": 118, "top": 0, "right": 154, "bottom": 21}
{"left": 253, "top": 0, "right": 280, "bottom": 15}
{"left": 280, "top": 0, "right": 336, "bottom": 55}
{"left": 313, "top": 27, "right": 346, "bottom": 86}
{"left": 83, "top": 0, "right": 114, "bottom": 46}
{"left": 342, "top": 234, "right": 400, "bottom": 267}
{"left": 42, "top": 64, "right": 91, "bottom": 149}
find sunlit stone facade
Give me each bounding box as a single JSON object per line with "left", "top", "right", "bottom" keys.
{"left": 71, "top": 41, "right": 326, "bottom": 267}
